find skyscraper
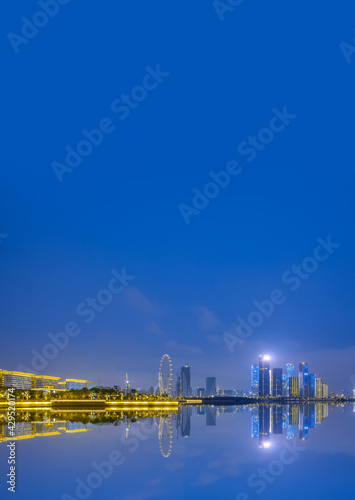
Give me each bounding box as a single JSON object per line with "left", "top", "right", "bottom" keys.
{"left": 289, "top": 376, "right": 299, "bottom": 397}
{"left": 259, "top": 355, "right": 271, "bottom": 397}
{"left": 206, "top": 377, "right": 216, "bottom": 397}
{"left": 286, "top": 363, "right": 295, "bottom": 395}
{"left": 180, "top": 365, "right": 191, "bottom": 397}
{"left": 315, "top": 378, "right": 323, "bottom": 398}
{"left": 251, "top": 364, "right": 259, "bottom": 396}
{"left": 272, "top": 368, "right": 283, "bottom": 397}
{"left": 309, "top": 374, "right": 315, "bottom": 398}
{"left": 299, "top": 362, "right": 309, "bottom": 397}
{"left": 176, "top": 374, "right": 181, "bottom": 397}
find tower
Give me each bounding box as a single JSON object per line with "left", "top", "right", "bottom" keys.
{"left": 259, "top": 355, "right": 271, "bottom": 397}
{"left": 272, "top": 368, "right": 283, "bottom": 397}
{"left": 251, "top": 364, "right": 259, "bottom": 396}
{"left": 299, "top": 362, "right": 309, "bottom": 397}
{"left": 206, "top": 377, "right": 216, "bottom": 397}
{"left": 180, "top": 365, "right": 191, "bottom": 397}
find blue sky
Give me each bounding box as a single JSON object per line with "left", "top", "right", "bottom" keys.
{"left": 1, "top": 0, "right": 355, "bottom": 392}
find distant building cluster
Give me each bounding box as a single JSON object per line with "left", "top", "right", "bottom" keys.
{"left": 175, "top": 366, "right": 244, "bottom": 398}
{"left": 251, "top": 355, "right": 329, "bottom": 398}
{"left": 0, "top": 369, "right": 92, "bottom": 391}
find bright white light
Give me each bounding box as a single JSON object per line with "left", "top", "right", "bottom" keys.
{"left": 263, "top": 442, "right": 271, "bottom": 448}
{"left": 263, "top": 355, "right": 270, "bottom": 361}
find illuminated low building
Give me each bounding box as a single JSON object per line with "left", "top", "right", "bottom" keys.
{"left": 0, "top": 370, "right": 34, "bottom": 389}
{"left": 34, "top": 375, "right": 61, "bottom": 390}
{"left": 63, "top": 379, "right": 91, "bottom": 390}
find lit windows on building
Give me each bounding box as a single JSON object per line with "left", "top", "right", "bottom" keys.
{"left": 0, "top": 370, "right": 34, "bottom": 389}
{"left": 34, "top": 376, "right": 61, "bottom": 390}
{"left": 258, "top": 355, "right": 271, "bottom": 397}
{"left": 315, "top": 378, "right": 323, "bottom": 398}
{"left": 272, "top": 368, "right": 283, "bottom": 397}
{"left": 251, "top": 364, "right": 259, "bottom": 396}
{"left": 289, "top": 376, "right": 299, "bottom": 397}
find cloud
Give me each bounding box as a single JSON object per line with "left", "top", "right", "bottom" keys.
{"left": 124, "top": 286, "right": 163, "bottom": 316}
{"left": 165, "top": 461, "right": 184, "bottom": 471}
{"left": 207, "top": 334, "right": 224, "bottom": 344}
{"left": 191, "top": 306, "right": 222, "bottom": 331}
{"left": 145, "top": 321, "right": 164, "bottom": 335}
{"left": 165, "top": 341, "right": 205, "bottom": 355}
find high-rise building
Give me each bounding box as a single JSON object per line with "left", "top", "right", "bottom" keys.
{"left": 180, "top": 365, "right": 191, "bottom": 397}
{"left": 286, "top": 363, "right": 295, "bottom": 395}
{"left": 308, "top": 374, "right": 315, "bottom": 398}
{"left": 289, "top": 376, "right": 299, "bottom": 397}
{"left": 322, "top": 383, "right": 329, "bottom": 397}
{"left": 258, "top": 355, "right": 271, "bottom": 397}
{"left": 315, "top": 378, "right": 323, "bottom": 398}
{"left": 282, "top": 374, "right": 287, "bottom": 395}
{"left": 206, "top": 377, "right": 216, "bottom": 397}
{"left": 125, "top": 373, "right": 131, "bottom": 394}
{"left": 176, "top": 374, "right": 181, "bottom": 397}
{"left": 299, "top": 362, "right": 309, "bottom": 397}
{"left": 272, "top": 368, "right": 283, "bottom": 397}
{"left": 251, "top": 364, "right": 259, "bottom": 396}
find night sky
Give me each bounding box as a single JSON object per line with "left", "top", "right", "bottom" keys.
{"left": 1, "top": 1, "right": 355, "bottom": 393}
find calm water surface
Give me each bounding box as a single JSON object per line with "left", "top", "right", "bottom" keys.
{"left": 0, "top": 404, "right": 354, "bottom": 500}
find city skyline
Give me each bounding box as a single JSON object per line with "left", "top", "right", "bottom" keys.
{"left": 0, "top": 350, "right": 349, "bottom": 396}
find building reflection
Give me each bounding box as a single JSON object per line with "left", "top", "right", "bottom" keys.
{"left": 0, "top": 403, "right": 334, "bottom": 454}
{"left": 250, "top": 403, "right": 330, "bottom": 446}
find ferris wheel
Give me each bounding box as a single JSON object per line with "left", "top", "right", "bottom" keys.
{"left": 158, "top": 354, "right": 173, "bottom": 396}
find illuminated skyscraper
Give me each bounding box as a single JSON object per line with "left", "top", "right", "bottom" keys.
{"left": 286, "top": 363, "right": 295, "bottom": 395}
{"left": 309, "top": 374, "right": 315, "bottom": 398}
{"left": 259, "top": 355, "right": 271, "bottom": 397}
{"left": 289, "top": 376, "right": 299, "bottom": 397}
{"left": 299, "top": 362, "right": 309, "bottom": 397}
{"left": 125, "top": 373, "right": 131, "bottom": 394}
{"left": 272, "top": 368, "right": 283, "bottom": 397}
{"left": 251, "top": 364, "right": 259, "bottom": 396}
{"left": 315, "top": 378, "right": 323, "bottom": 398}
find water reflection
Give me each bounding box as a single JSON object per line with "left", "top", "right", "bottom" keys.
{"left": 0, "top": 403, "right": 344, "bottom": 456}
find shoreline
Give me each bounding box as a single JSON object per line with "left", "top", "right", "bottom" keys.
{"left": 0, "top": 396, "right": 354, "bottom": 409}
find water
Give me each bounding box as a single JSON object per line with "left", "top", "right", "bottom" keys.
{"left": 0, "top": 404, "right": 354, "bottom": 499}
